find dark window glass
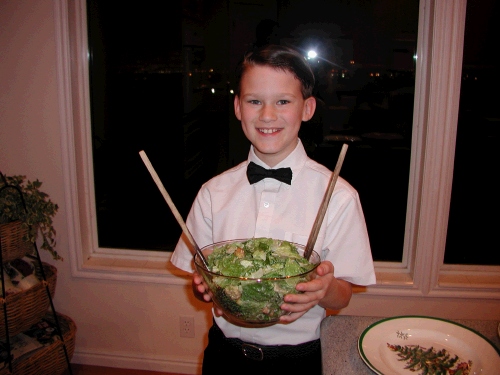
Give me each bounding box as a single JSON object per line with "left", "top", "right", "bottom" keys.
{"left": 87, "top": 0, "right": 419, "bottom": 261}
{"left": 444, "top": 0, "right": 500, "bottom": 265}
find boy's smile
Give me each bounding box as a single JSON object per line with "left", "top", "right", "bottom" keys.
{"left": 234, "top": 65, "right": 316, "bottom": 167}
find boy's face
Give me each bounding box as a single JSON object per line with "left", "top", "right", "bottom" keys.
{"left": 234, "top": 65, "right": 316, "bottom": 167}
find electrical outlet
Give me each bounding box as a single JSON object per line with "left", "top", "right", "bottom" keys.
{"left": 179, "top": 316, "right": 195, "bottom": 338}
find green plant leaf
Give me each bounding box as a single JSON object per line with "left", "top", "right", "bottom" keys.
{"left": 0, "top": 172, "right": 62, "bottom": 261}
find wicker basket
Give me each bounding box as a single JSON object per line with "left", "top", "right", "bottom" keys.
{"left": 0, "top": 263, "right": 57, "bottom": 340}
{"left": 0, "top": 312, "right": 77, "bottom": 375}
{"left": 0, "top": 221, "right": 33, "bottom": 264}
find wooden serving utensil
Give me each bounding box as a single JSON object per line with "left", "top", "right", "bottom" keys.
{"left": 139, "top": 150, "right": 209, "bottom": 270}
{"left": 304, "top": 143, "right": 349, "bottom": 260}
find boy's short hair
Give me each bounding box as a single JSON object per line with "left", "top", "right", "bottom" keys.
{"left": 235, "top": 44, "right": 315, "bottom": 99}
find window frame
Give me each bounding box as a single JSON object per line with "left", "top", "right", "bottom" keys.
{"left": 54, "top": 0, "right": 500, "bottom": 304}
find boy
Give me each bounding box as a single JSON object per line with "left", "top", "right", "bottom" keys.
{"left": 170, "top": 44, "right": 376, "bottom": 374}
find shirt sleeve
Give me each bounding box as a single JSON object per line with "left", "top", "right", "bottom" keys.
{"left": 170, "top": 186, "right": 214, "bottom": 273}
{"left": 323, "top": 184, "right": 376, "bottom": 286}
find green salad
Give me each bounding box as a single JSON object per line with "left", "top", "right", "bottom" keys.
{"left": 205, "top": 238, "right": 317, "bottom": 323}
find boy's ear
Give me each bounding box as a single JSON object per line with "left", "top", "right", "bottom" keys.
{"left": 234, "top": 95, "right": 242, "bottom": 121}
{"left": 302, "top": 96, "right": 317, "bottom": 122}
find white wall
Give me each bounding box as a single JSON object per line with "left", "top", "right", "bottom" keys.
{"left": 0, "top": 1, "right": 210, "bottom": 373}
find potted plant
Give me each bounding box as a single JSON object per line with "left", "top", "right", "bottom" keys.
{"left": 0, "top": 172, "right": 62, "bottom": 261}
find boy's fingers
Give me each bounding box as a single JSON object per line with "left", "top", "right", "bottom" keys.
{"left": 316, "top": 261, "right": 334, "bottom": 276}
{"left": 279, "top": 311, "right": 305, "bottom": 323}
{"left": 193, "top": 272, "right": 204, "bottom": 284}
{"left": 214, "top": 306, "right": 224, "bottom": 317}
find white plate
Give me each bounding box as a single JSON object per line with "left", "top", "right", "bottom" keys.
{"left": 358, "top": 316, "right": 500, "bottom": 375}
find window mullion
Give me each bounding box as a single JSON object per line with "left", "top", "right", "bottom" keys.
{"left": 412, "top": 0, "right": 466, "bottom": 294}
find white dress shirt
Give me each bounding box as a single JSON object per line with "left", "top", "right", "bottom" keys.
{"left": 170, "top": 139, "right": 376, "bottom": 345}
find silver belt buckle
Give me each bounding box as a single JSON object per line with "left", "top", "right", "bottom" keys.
{"left": 242, "top": 343, "right": 264, "bottom": 361}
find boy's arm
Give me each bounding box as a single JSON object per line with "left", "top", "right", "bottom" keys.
{"left": 314, "top": 261, "right": 353, "bottom": 310}
{"left": 279, "top": 260, "right": 352, "bottom": 323}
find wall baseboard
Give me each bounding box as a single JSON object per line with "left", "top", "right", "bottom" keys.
{"left": 71, "top": 349, "right": 201, "bottom": 375}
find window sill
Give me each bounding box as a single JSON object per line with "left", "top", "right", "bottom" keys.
{"left": 439, "top": 273, "right": 500, "bottom": 289}
{"left": 75, "top": 252, "right": 190, "bottom": 285}
{"left": 74, "top": 254, "right": 500, "bottom": 299}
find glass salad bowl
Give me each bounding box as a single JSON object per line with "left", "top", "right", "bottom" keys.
{"left": 194, "top": 238, "right": 321, "bottom": 327}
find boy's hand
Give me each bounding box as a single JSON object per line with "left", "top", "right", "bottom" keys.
{"left": 192, "top": 272, "right": 224, "bottom": 317}
{"left": 279, "top": 260, "right": 352, "bottom": 323}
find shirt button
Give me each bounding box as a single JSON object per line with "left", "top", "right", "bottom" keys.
{"left": 263, "top": 202, "right": 270, "bottom": 208}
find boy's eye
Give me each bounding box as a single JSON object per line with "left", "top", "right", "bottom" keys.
{"left": 277, "top": 100, "right": 290, "bottom": 105}
{"left": 248, "top": 100, "right": 261, "bottom": 105}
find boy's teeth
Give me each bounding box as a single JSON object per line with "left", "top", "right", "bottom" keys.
{"left": 260, "top": 129, "right": 278, "bottom": 134}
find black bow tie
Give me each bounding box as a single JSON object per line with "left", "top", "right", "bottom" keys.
{"left": 246, "top": 162, "right": 292, "bottom": 185}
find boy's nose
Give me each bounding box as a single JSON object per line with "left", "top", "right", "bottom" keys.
{"left": 259, "top": 104, "right": 277, "bottom": 122}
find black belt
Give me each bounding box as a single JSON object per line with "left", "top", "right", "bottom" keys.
{"left": 210, "top": 321, "right": 321, "bottom": 361}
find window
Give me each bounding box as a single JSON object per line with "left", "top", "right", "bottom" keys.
{"left": 86, "top": 0, "right": 419, "bottom": 264}
{"left": 444, "top": 0, "right": 500, "bottom": 266}
{"left": 86, "top": 1, "right": 185, "bottom": 251}
{"left": 56, "top": 0, "right": 499, "bottom": 308}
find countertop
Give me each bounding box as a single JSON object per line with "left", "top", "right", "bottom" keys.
{"left": 320, "top": 315, "right": 500, "bottom": 375}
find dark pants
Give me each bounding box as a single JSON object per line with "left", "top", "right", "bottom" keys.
{"left": 202, "top": 322, "right": 323, "bottom": 375}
